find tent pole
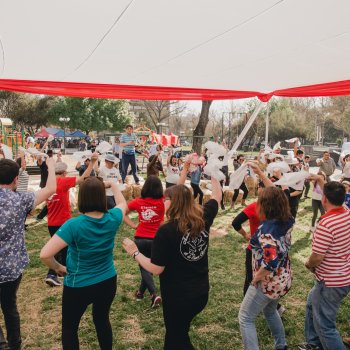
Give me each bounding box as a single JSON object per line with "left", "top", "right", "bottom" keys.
{"left": 265, "top": 101, "right": 270, "bottom": 146}
{"left": 229, "top": 101, "right": 265, "bottom": 153}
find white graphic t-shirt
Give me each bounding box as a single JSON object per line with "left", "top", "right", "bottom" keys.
{"left": 99, "top": 166, "right": 121, "bottom": 196}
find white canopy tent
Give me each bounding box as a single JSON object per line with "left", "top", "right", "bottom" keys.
{"left": 0, "top": 0, "right": 349, "bottom": 101}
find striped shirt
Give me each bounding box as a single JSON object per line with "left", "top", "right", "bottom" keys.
{"left": 17, "top": 169, "right": 29, "bottom": 193}
{"left": 120, "top": 133, "right": 137, "bottom": 154}
{"left": 312, "top": 206, "right": 350, "bottom": 287}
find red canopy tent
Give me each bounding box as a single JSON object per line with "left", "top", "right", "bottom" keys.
{"left": 34, "top": 128, "right": 53, "bottom": 138}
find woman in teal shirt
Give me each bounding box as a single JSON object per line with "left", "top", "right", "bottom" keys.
{"left": 40, "top": 177, "right": 127, "bottom": 350}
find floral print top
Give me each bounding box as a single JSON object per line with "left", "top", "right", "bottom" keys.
{"left": 250, "top": 217, "right": 294, "bottom": 299}
{"left": 0, "top": 189, "right": 35, "bottom": 282}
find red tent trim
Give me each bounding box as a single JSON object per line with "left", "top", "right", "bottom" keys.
{"left": 0, "top": 78, "right": 350, "bottom": 101}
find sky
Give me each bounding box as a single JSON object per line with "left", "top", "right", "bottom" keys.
{"left": 185, "top": 99, "right": 252, "bottom": 114}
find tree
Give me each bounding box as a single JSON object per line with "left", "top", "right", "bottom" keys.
{"left": 328, "top": 96, "right": 350, "bottom": 138}
{"left": 142, "top": 100, "right": 186, "bottom": 132}
{"left": 0, "top": 92, "right": 54, "bottom": 134}
{"left": 48, "top": 97, "right": 130, "bottom": 134}
{"left": 192, "top": 101, "right": 212, "bottom": 154}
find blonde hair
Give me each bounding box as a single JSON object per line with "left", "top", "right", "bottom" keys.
{"left": 164, "top": 185, "right": 204, "bottom": 237}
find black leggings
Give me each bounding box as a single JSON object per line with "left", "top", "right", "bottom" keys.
{"left": 162, "top": 294, "right": 208, "bottom": 350}
{"left": 311, "top": 199, "right": 325, "bottom": 227}
{"left": 232, "top": 183, "right": 249, "bottom": 203}
{"left": 134, "top": 238, "right": 156, "bottom": 295}
{"left": 62, "top": 276, "right": 117, "bottom": 350}
{"left": 190, "top": 183, "right": 203, "bottom": 205}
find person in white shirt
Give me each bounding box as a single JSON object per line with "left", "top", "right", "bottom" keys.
{"left": 98, "top": 154, "right": 122, "bottom": 209}
{"left": 341, "top": 154, "right": 350, "bottom": 182}
{"left": 166, "top": 154, "right": 180, "bottom": 188}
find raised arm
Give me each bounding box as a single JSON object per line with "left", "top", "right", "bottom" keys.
{"left": 75, "top": 161, "right": 82, "bottom": 171}
{"left": 40, "top": 139, "right": 49, "bottom": 153}
{"left": 210, "top": 177, "right": 222, "bottom": 205}
{"left": 308, "top": 174, "right": 325, "bottom": 191}
{"left": 247, "top": 161, "right": 274, "bottom": 188}
{"left": 111, "top": 182, "right": 127, "bottom": 216}
{"left": 34, "top": 157, "right": 56, "bottom": 207}
{"left": 293, "top": 140, "right": 298, "bottom": 157}
{"left": 19, "top": 150, "right": 26, "bottom": 170}
{"left": 76, "top": 153, "right": 98, "bottom": 184}
{"left": 166, "top": 152, "right": 171, "bottom": 167}
{"left": 178, "top": 161, "right": 190, "bottom": 185}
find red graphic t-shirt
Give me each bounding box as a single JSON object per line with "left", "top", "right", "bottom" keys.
{"left": 243, "top": 201, "right": 261, "bottom": 250}
{"left": 47, "top": 177, "right": 76, "bottom": 227}
{"left": 128, "top": 197, "right": 165, "bottom": 239}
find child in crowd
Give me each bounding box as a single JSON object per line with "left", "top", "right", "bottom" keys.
{"left": 190, "top": 165, "right": 203, "bottom": 205}
{"left": 342, "top": 180, "right": 350, "bottom": 209}
{"left": 310, "top": 172, "right": 326, "bottom": 231}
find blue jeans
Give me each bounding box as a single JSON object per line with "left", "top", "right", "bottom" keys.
{"left": 239, "top": 285, "right": 286, "bottom": 350}
{"left": 304, "top": 280, "right": 350, "bottom": 350}
{"left": 121, "top": 153, "right": 139, "bottom": 184}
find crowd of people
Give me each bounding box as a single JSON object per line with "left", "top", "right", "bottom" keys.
{"left": 0, "top": 127, "right": 350, "bottom": 350}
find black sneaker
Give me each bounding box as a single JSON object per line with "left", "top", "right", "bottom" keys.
{"left": 45, "top": 275, "right": 62, "bottom": 287}
{"left": 150, "top": 295, "right": 162, "bottom": 308}
{"left": 135, "top": 291, "right": 144, "bottom": 301}
{"left": 297, "top": 343, "right": 323, "bottom": 350}
{"left": 221, "top": 203, "right": 225, "bottom": 210}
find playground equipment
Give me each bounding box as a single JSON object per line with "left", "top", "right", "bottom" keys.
{"left": 0, "top": 118, "right": 24, "bottom": 157}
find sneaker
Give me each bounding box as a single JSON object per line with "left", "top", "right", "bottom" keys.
{"left": 297, "top": 343, "right": 323, "bottom": 350}
{"left": 45, "top": 275, "right": 62, "bottom": 287}
{"left": 135, "top": 291, "right": 144, "bottom": 301}
{"left": 277, "top": 305, "right": 286, "bottom": 317}
{"left": 150, "top": 295, "right": 162, "bottom": 308}
{"left": 221, "top": 203, "right": 225, "bottom": 210}
{"left": 135, "top": 182, "right": 140, "bottom": 186}
{"left": 310, "top": 226, "right": 316, "bottom": 233}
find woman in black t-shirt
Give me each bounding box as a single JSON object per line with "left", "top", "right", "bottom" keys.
{"left": 123, "top": 162, "right": 221, "bottom": 350}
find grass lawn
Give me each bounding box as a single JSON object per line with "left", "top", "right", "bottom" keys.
{"left": 2, "top": 198, "right": 350, "bottom": 349}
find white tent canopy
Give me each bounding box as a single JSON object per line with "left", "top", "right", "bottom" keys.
{"left": 0, "top": 0, "right": 350, "bottom": 100}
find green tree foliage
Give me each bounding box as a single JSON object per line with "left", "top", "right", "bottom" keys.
{"left": 0, "top": 92, "right": 54, "bottom": 134}
{"left": 48, "top": 97, "right": 130, "bottom": 134}
{"left": 268, "top": 99, "right": 307, "bottom": 144}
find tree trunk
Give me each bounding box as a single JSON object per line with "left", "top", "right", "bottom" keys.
{"left": 192, "top": 101, "right": 212, "bottom": 154}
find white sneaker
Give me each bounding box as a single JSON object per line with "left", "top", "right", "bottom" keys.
{"left": 310, "top": 226, "right": 316, "bottom": 233}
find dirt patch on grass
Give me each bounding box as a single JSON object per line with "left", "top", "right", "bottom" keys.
{"left": 16, "top": 278, "right": 62, "bottom": 349}
{"left": 210, "top": 227, "right": 229, "bottom": 238}
{"left": 197, "top": 323, "right": 230, "bottom": 334}
{"left": 120, "top": 316, "right": 146, "bottom": 344}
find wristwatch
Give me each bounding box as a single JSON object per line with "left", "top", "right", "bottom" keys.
{"left": 133, "top": 251, "right": 140, "bottom": 260}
